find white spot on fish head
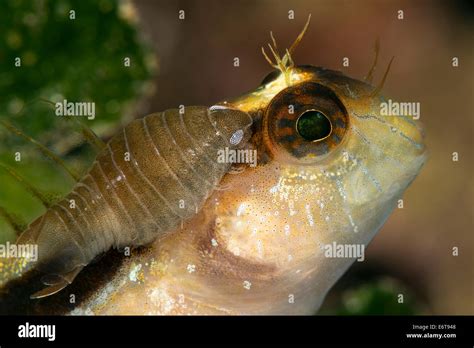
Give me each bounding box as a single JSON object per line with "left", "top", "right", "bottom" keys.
{"left": 128, "top": 263, "right": 142, "bottom": 282}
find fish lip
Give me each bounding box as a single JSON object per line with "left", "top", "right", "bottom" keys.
{"left": 403, "top": 148, "right": 428, "bottom": 187}
{"left": 415, "top": 130, "right": 429, "bottom": 166}
{"left": 418, "top": 149, "right": 429, "bottom": 171}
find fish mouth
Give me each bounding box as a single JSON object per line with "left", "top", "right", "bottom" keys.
{"left": 410, "top": 119, "right": 428, "bottom": 168}
{"left": 397, "top": 117, "right": 428, "bottom": 188}
{"left": 391, "top": 138, "right": 428, "bottom": 198}
{"left": 410, "top": 149, "right": 428, "bottom": 179}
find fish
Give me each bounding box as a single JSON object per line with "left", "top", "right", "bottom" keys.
{"left": 0, "top": 16, "right": 426, "bottom": 314}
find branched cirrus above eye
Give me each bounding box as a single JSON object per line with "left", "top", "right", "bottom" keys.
{"left": 263, "top": 82, "right": 349, "bottom": 164}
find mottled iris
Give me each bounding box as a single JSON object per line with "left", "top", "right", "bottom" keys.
{"left": 296, "top": 110, "right": 332, "bottom": 141}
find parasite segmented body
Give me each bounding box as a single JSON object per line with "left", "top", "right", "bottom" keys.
{"left": 15, "top": 107, "right": 253, "bottom": 298}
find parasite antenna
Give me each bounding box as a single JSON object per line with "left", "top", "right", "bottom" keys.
{"left": 0, "top": 205, "right": 26, "bottom": 235}
{"left": 0, "top": 120, "right": 81, "bottom": 181}
{"left": 37, "top": 97, "right": 106, "bottom": 151}
{"left": 0, "top": 162, "right": 53, "bottom": 208}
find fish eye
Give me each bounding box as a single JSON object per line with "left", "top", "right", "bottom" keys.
{"left": 296, "top": 110, "right": 332, "bottom": 142}
{"left": 263, "top": 82, "right": 348, "bottom": 164}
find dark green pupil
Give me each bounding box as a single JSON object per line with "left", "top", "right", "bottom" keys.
{"left": 296, "top": 110, "right": 332, "bottom": 141}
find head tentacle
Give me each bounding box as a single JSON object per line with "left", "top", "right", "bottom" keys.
{"left": 261, "top": 14, "right": 312, "bottom": 85}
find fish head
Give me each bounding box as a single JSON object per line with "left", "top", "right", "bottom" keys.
{"left": 213, "top": 64, "right": 427, "bottom": 309}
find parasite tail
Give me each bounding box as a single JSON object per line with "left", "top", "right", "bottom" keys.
{"left": 14, "top": 208, "right": 88, "bottom": 299}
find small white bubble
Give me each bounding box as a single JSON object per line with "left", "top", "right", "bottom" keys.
{"left": 243, "top": 280, "right": 252, "bottom": 290}
{"left": 236, "top": 203, "right": 246, "bottom": 216}
{"left": 129, "top": 264, "right": 142, "bottom": 282}
{"left": 284, "top": 224, "right": 290, "bottom": 236}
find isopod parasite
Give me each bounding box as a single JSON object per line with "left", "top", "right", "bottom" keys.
{"left": 0, "top": 15, "right": 426, "bottom": 315}
{"left": 10, "top": 106, "right": 253, "bottom": 299}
